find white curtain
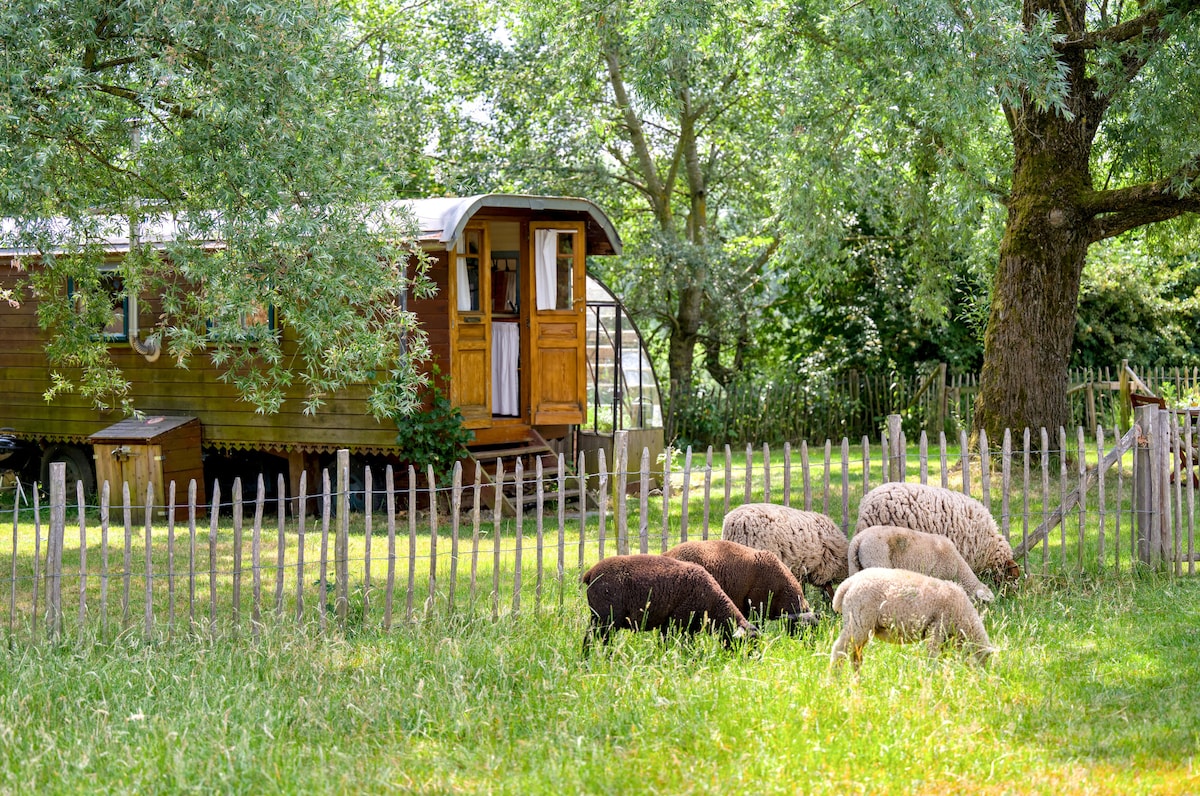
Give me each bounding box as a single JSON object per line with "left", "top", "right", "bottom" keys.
{"left": 534, "top": 230, "right": 557, "bottom": 311}
{"left": 456, "top": 256, "right": 472, "bottom": 312}
{"left": 491, "top": 322, "right": 520, "bottom": 416}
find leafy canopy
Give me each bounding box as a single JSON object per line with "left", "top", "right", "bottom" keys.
{"left": 0, "top": 0, "right": 434, "bottom": 416}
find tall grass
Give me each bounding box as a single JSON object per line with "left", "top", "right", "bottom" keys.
{"left": 0, "top": 572, "right": 1197, "bottom": 794}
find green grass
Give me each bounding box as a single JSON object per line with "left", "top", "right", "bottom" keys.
{"left": 2, "top": 442, "right": 1199, "bottom": 792}
{"left": 0, "top": 572, "right": 1198, "bottom": 794}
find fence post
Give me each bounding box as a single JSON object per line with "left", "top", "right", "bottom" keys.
{"left": 614, "top": 431, "right": 629, "bottom": 555}
{"left": 887, "top": 414, "right": 904, "bottom": 483}
{"left": 46, "top": 461, "right": 66, "bottom": 640}
{"left": 936, "top": 362, "right": 948, "bottom": 434}
{"left": 1135, "top": 404, "right": 1173, "bottom": 568}
{"left": 336, "top": 449, "right": 350, "bottom": 626}
{"left": 1119, "top": 359, "right": 1132, "bottom": 432}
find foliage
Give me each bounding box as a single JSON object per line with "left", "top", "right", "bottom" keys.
{"left": 448, "top": 0, "right": 785, "bottom": 438}
{"left": 0, "top": 0, "right": 435, "bottom": 417}
{"left": 777, "top": 0, "right": 1200, "bottom": 435}
{"left": 393, "top": 377, "right": 474, "bottom": 481}
{"left": 1073, "top": 237, "right": 1200, "bottom": 369}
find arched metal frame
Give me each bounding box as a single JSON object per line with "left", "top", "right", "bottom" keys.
{"left": 584, "top": 275, "right": 664, "bottom": 433}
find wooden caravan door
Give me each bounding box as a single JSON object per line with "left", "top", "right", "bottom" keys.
{"left": 450, "top": 226, "right": 492, "bottom": 428}
{"left": 528, "top": 221, "right": 586, "bottom": 425}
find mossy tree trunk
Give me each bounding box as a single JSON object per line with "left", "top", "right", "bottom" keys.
{"left": 974, "top": 0, "right": 1200, "bottom": 441}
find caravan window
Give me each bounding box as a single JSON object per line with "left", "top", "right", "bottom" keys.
{"left": 67, "top": 270, "right": 128, "bottom": 341}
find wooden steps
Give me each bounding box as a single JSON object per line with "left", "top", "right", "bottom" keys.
{"left": 464, "top": 430, "right": 584, "bottom": 515}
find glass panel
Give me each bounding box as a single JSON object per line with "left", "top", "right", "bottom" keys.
{"left": 555, "top": 232, "right": 574, "bottom": 311}
{"left": 71, "top": 272, "right": 128, "bottom": 340}
{"left": 491, "top": 252, "right": 519, "bottom": 314}
{"left": 461, "top": 229, "right": 482, "bottom": 312}
{"left": 100, "top": 272, "right": 127, "bottom": 338}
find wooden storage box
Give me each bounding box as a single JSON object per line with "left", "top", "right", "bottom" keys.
{"left": 89, "top": 415, "right": 206, "bottom": 521}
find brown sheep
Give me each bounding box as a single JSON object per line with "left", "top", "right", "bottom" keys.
{"left": 581, "top": 555, "right": 760, "bottom": 654}
{"left": 663, "top": 540, "right": 819, "bottom": 632}
{"left": 721, "top": 503, "right": 849, "bottom": 601}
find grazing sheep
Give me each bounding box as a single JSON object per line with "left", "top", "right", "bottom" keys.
{"left": 580, "top": 555, "right": 760, "bottom": 654}
{"left": 663, "top": 540, "right": 820, "bottom": 631}
{"left": 855, "top": 482, "right": 1021, "bottom": 584}
{"left": 848, "top": 524, "right": 994, "bottom": 604}
{"left": 829, "top": 568, "right": 996, "bottom": 672}
{"left": 721, "top": 503, "right": 849, "bottom": 601}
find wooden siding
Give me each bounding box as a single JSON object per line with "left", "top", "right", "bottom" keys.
{"left": 0, "top": 259, "right": 422, "bottom": 454}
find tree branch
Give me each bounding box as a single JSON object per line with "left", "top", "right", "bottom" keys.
{"left": 1082, "top": 171, "right": 1200, "bottom": 242}
{"left": 604, "top": 43, "right": 670, "bottom": 227}
{"left": 87, "top": 83, "right": 196, "bottom": 119}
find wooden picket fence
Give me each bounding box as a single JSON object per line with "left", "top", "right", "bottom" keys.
{"left": 4, "top": 406, "right": 1198, "bottom": 644}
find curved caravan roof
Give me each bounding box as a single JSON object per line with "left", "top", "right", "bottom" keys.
{"left": 396, "top": 195, "right": 623, "bottom": 256}
{"left": 1, "top": 194, "right": 624, "bottom": 258}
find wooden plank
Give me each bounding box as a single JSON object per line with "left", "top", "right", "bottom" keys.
{"left": 840, "top": 438, "right": 850, "bottom": 536}
{"left": 318, "top": 469, "right": 330, "bottom": 634}
{"left": 449, "top": 462, "right": 461, "bottom": 615}
{"left": 295, "top": 472, "right": 307, "bottom": 623}
{"left": 1013, "top": 424, "right": 1139, "bottom": 560}
{"left": 47, "top": 462, "right": 65, "bottom": 640}
{"left": 680, "top": 447, "right": 692, "bottom": 542}
{"left": 513, "top": 459, "right": 524, "bottom": 615}
{"left": 188, "top": 480, "right": 197, "bottom": 631}
{"left": 639, "top": 448, "right": 650, "bottom": 555}
{"left": 252, "top": 475, "right": 264, "bottom": 636}
{"left": 470, "top": 461, "right": 482, "bottom": 606}
{"left": 167, "top": 481, "right": 176, "bottom": 635}
{"left": 275, "top": 474, "right": 286, "bottom": 617}
{"left": 77, "top": 479, "right": 87, "bottom": 631}
{"left": 426, "top": 464, "right": 438, "bottom": 615}
{"left": 406, "top": 466, "right": 418, "bottom": 623}
{"left": 491, "top": 460, "right": 502, "bottom": 622}
{"left": 384, "top": 466, "right": 396, "bottom": 630}
{"left": 209, "top": 481, "right": 220, "bottom": 638}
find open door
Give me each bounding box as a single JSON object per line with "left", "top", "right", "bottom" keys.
{"left": 449, "top": 226, "right": 492, "bottom": 428}
{"left": 528, "top": 221, "right": 587, "bottom": 425}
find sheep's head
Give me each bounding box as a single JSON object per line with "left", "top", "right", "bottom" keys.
{"left": 972, "top": 585, "right": 995, "bottom": 604}
{"left": 972, "top": 644, "right": 998, "bottom": 667}
{"left": 782, "top": 611, "right": 820, "bottom": 636}
{"left": 732, "top": 623, "right": 761, "bottom": 641}
{"left": 1001, "top": 559, "right": 1022, "bottom": 583}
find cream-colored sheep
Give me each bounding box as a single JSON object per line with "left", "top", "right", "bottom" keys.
{"left": 848, "top": 524, "right": 994, "bottom": 603}
{"left": 829, "top": 568, "right": 995, "bottom": 672}
{"left": 721, "top": 503, "right": 848, "bottom": 600}
{"left": 855, "top": 482, "right": 1020, "bottom": 583}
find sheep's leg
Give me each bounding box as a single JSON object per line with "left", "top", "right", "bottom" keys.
{"left": 830, "top": 629, "right": 862, "bottom": 672}
{"left": 850, "top": 641, "right": 865, "bottom": 672}
{"left": 926, "top": 625, "right": 946, "bottom": 660}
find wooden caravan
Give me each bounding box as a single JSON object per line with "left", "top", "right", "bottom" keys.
{"left": 0, "top": 195, "right": 623, "bottom": 506}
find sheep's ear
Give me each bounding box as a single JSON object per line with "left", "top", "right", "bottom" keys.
{"left": 732, "top": 626, "right": 747, "bottom": 639}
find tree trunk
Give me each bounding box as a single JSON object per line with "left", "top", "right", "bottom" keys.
{"left": 666, "top": 283, "right": 704, "bottom": 440}
{"left": 974, "top": 109, "right": 1093, "bottom": 441}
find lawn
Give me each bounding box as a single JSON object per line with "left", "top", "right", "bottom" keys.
{"left": 0, "top": 571, "right": 1197, "bottom": 794}
{"left": 1, "top": 441, "right": 1198, "bottom": 793}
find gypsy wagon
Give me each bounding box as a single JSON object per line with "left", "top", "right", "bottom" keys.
{"left": 0, "top": 194, "right": 624, "bottom": 510}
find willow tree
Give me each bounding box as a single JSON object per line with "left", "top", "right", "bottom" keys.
{"left": 455, "top": 0, "right": 781, "bottom": 438}
{"left": 0, "top": 0, "right": 433, "bottom": 416}
{"left": 786, "top": 0, "right": 1200, "bottom": 438}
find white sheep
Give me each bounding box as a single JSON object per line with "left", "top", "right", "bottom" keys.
{"left": 848, "top": 524, "right": 994, "bottom": 603}
{"left": 855, "top": 482, "right": 1020, "bottom": 584}
{"left": 721, "top": 503, "right": 848, "bottom": 601}
{"left": 829, "top": 568, "right": 996, "bottom": 672}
